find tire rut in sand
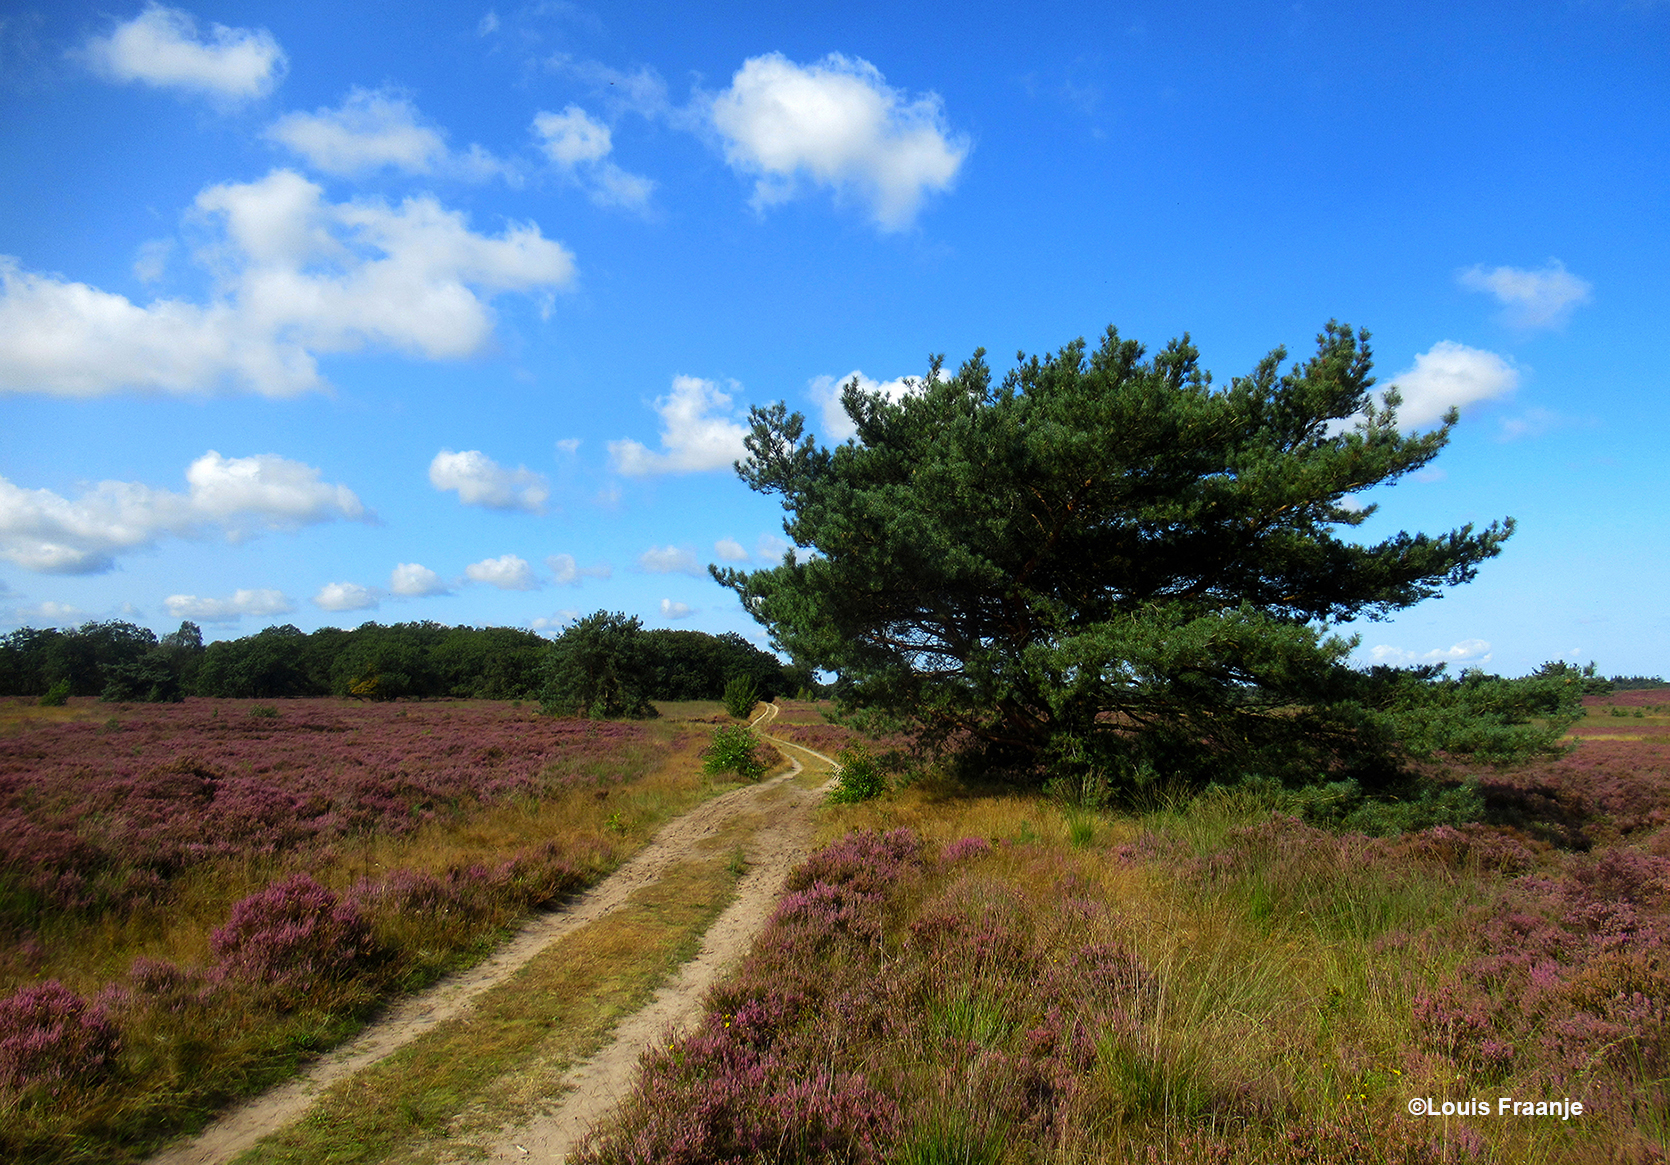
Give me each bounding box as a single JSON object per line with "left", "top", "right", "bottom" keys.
{"left": 445, "top": 722, "right": 838, "bottom": 1163}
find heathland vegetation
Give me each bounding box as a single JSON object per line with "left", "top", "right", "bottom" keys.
{"left": 576, "top": 690, "right": 1670, "bottom": 1164}
{"left": 1, "top": 323, "right": 1664, "bottom": 1163}
{"left": 0, "top": 695, "right": 776, "bottom": 1162}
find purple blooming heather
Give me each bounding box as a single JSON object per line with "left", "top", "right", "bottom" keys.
{"left": 941, "top": 836, "right": 992, "bottom": 863}
{"left": 0, "top": 698, "right": 664, "bottom": 925}
{"left": 1417, "top": 842, "right": 1670, "bottom": 1079}
{"left": 210, "top": 874, "right": 376, "bottom": 1004}
{"left": 0, "top": 980, "right": 119, "bottom": 1091}
{"left": 582, "top": 1030, "right": 899, "bottom": 1165}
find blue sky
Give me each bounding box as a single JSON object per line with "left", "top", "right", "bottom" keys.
{"left": 1, "top": 0, "right": 1665, "bottom": 677}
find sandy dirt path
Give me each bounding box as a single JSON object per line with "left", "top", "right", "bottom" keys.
{"left": 147, "top": 705, "right": 838, "bottom": 1165}
{"left": 447, "top": 724, "right": 838, "bottom": 1164}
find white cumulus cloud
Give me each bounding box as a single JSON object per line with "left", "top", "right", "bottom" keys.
{"left": 314, "top": 581, "right": 380, "bottom": 612}
{"left": 10, "top": 600, "right": 85, "bottom": 627}
{"left": 714, "top": 537, "right": 749, "bottom": 562}
{"left": 1459, "top": 260, "right": 1592, "bottom": 330}
{"left": 546, "top": 553, "right": 611, "bottom": 584}
{"left": 466, "top": 553, "right": 537, "bottom": 590}
{"left": 81, "top": 4, "right": 286, "bottom": 101}
{"left": 164, "top": 588, "right": 293, "bottom": 625}
{"left": 269, "top": 88, "right": 518, "bottom": 182}
{"left": 529, "top": 610, "right": 580, "bottom": 632}
{"left": 0, "top": 452, "right": 366, "bottom": 574}
{"left": 389, "top": 562, "right": 448, "bottom": 596}
{"left": 0, "top": 170, "right": 575, "bottom": 397}
{"left": 1383, "top": 342, "right": 1519, "bottom": 428}
{"left": 186, "top": 451, "right": 366, "bottom": 533}
{"left": 638, "top": 545, "right": 702, "bottom": 575}
{"left": 660, "top": 598, "right": 694, "bottom": 619}
{"left": 1369, "top": 639, "right": 1493, "bottom": 667}
{"left": 808, "top": 369, "right": 922, "bottom": 442}
{"left": 608, "top": 375, "right": 749, "bottom": 476}
{"left": 708, "top": 52, "right": 968, "bottom": 230}
{"left": 534, "top": 105, "right": 611, "bottom": 165}
{"left": 531, "top": 105, "right": 654, "bottom": 210}
{"left": 754, "top": 532, "right": 791, "bottom": 561}
{"left": 428, "top": 449, "right": 549, "bottom": 512}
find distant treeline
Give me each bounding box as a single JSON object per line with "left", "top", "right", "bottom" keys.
{"left": 0, "top": 619, "right": 801, "bottom": 704}
{"left": 1610, "top": 675, "right": 1669, "bottom": 691}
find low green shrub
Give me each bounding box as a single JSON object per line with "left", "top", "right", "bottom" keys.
{"left": 827, "top": 746, "right": 887, "bottom": 803}
{"left": 704, "top": 724, "right": 766, "bottom": 782}
{"left": 1223, "top": 775, "right": 1486, "bottom": 836}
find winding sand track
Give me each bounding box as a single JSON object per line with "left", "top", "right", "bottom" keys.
{"left": 147, "top": 705, "right": 838, "bottom": 1165}
{"left": 454, "top": 723, "right": 838, "bottom": 1163}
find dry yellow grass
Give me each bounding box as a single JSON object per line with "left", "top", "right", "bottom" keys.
{"left": 0, "top": 696, "right": 103, "bottom": 733}
{"left": 792, "top": 778, "right": 1581, "bottom": 1162}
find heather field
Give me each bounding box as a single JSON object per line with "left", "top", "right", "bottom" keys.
{"left": 578, "top": 692, "right": 1670, "bottom": 1164}
{"left": 4, "top": 691, "right": 1666, "bottom": 1164}
{"left": 0, "top": 696, "right": 733, "bottom": 1163}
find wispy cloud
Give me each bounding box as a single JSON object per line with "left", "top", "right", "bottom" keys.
{"left": 269, "top": 88, "right": 519, "bottom": 182}
{"left": 164, "top": 588, "right": 293, "bottom": 625}
{"left": 637, "top": 545, "right": 702, "bottom": 575}
{"left": 1459, "top": 260, "right": 1592, "bottom": 330}
{"left": 8, "top": 600, "right": 86, "bottom": 628}
{"left": 1368, "top": 638, "right": 1492, "bottom": 667}
{"left": 531, "top": 105, "right": 654, "bottom": 210}
{"left": 713, "top": 533, "right": 790, "bottom": 564}
{"left": 529, "top": 610, "right": 580, "bottom": 632}
{"left": 714, "top": 537, "right": 749, "bottom": 563}
{"left": 546, "top": 552, "right": 611, "bottom": 584}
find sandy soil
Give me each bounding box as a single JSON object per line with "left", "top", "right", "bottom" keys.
{"left": 147, "top": 705, "right": 837, "bottom": 1165}
{"left": 446, "top": 724, "right": 838, "bottom": 1163}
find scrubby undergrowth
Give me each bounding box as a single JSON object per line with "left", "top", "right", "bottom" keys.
{"left": 579, "top": 693, "right": 1670, "bottom": 1164}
